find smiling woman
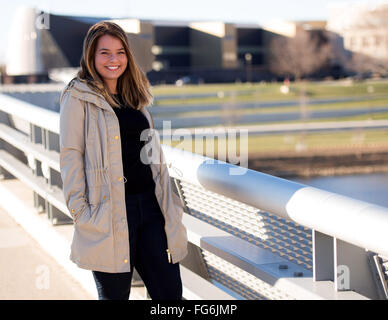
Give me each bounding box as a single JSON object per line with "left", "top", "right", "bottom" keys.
{"left": 59, "top": 21, "right": 188, "bottom": 301}
{"left": 76, "top": 21, "right": 153, "bottom": 110}
{"left": 94, "top": 34, "right": 128, "bottom": 94}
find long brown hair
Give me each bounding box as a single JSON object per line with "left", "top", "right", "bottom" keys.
{"left": 77, "top": 21, "right": 153, "bottom": 109}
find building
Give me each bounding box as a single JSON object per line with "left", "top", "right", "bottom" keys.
{"left": 3, "top": 6, "right": 284, "bottom": 84}
{"left": 4, "top": 6, "right": 355, "bottom": 85}
{"left": 327, "top": 1, "right": 388, "bottom": 74}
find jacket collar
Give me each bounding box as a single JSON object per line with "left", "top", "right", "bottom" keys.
{"left": 62, "top": 78, "right": 154, "bottom": 129}
{"left": 66, "top": 78, "right": 114, "bottom": 113}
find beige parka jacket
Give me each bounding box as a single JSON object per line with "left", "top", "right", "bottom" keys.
{"left": 59, "top": 78, "right": 188, "bottom": 273}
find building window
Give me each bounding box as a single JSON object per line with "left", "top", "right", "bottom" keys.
{"left": 362, "top": 37, "right": 369, "bottom": 48}
{"left": 347, "top": 37, "right": 356, "bottom": 49}
{"left": 375, "top": 35, "right": 382, "bottom": 47}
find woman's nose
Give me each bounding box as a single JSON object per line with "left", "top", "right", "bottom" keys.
{"left": 109, "top": 53, "right": 119, "bottom": 62}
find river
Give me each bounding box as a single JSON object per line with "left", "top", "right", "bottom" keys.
{"left": 293, "top": 173, "right": 388, "bottom": 208}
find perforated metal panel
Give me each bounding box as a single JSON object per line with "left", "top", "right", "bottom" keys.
{"left": 178, "top": 180, "right": 313, "bottom": 270}
{"left": 380, "top": 255, "right": 388, "bottom": 295}
{"left": 201, "top": 249, "right": 294, "bottom": 300}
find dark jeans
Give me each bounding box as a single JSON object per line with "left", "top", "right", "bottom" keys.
{"left": 92, "top": 188, "right": 182, "bottom": 300}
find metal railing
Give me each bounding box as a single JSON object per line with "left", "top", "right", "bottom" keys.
{"left": 1, "top": 91, "right": 388, "bottom": 300}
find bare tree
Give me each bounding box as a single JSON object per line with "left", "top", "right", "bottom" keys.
{"left": 349, "top": 52, "right": 388, "bottom": 76}
{"left": 344, "top": 4, "right": 388, "bottom": 76}
{"left": 0, "top": 64, "right": 5, "bottom": 85}
{"left": 269, "top": 30, "right": 331, "bottom": 81}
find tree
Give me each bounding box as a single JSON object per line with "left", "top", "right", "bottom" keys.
{"left": 269, "top": 29, "right": 331, "bottom": 81}
{"left": 349, "top": 52, "right": 388, "bottom": 77}
{"left": 342, "top": 4, "right": 388, "bottom": 76}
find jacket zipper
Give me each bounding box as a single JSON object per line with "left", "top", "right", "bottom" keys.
{"left": 166, "top": 249, "right": 172, "bottom": 263}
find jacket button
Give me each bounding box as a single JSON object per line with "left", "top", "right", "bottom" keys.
{"left": 124, "top": 259, "right": 128, "bottom": 263}
{"left": 71, "top": 209, "right": 75, "bottom": 213}
{"left": 114, "top": 135, "right": 119, "bottom": 140}
{"left": 118, "top": 177, "right": 123, "bottom": 181}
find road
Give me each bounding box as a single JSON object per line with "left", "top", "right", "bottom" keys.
{"left": 157, "top": 119, "right": 388, "bottom": 138}
{"left": 153, "top": 106, "right": 388, "bottom": 129}
{"left": 151, "top": 95, "right": 386, "bottom": 115}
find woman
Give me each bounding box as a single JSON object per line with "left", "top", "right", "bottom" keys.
{"left": 59, "top": 21, "right": 188, "bottom": 300}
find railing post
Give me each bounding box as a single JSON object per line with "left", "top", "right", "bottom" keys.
{"left": 41, "top": 127, "right": 70, "bottom": 225}
{"left": 334, "top": 238, "right": 379, "bottom": 299}
{"left": 30, "top": 123, "right": 46, "bottom": 213}
{"left": 47, "top": 130, "right": 59, "bottom": 152}
{"left": 30, "top": 123, "right": 42, "bottom": 145}
{"left": 313, "top": 230, "right": 334, "bottom": 281}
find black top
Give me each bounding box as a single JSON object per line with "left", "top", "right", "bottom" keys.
{"left": 111, "top": 94, "right": 155, "bottom": 194}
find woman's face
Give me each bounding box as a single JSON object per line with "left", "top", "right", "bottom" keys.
{"left": 94, "top": 34, "right": 128, "bottom": 91}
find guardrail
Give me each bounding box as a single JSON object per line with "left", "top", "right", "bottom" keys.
{"left": 1, "top": 92, "right": 388, "bottom": 300}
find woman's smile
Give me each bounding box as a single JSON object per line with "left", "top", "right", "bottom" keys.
{"left": 94, "top": 34, "right": 128, "bottom": 93}
{"left": 106, "top": 65, "right": 119, "bottom": 70}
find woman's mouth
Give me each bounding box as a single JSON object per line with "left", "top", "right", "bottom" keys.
{"left": 105, "top": 66, "right": 119, "bottom": 71}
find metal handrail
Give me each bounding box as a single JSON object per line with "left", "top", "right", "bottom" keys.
{"left": 162, "top": 145, "right": 388, "bottom": 258}
{"left": 0, "top": 93, "right": 59, "bottom": 133}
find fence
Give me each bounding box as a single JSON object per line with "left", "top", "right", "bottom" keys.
{"left": 0, "top": 92, "right": 388, "bottom": 300}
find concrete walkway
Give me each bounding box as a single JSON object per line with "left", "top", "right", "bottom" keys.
{"left": 0, "top": 205, "right": 93, "bottom": 300}
{"left": 0, "top": 178, "right": 146, "bottom": 300}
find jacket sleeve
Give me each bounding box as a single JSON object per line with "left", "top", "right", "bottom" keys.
{"left": 59, "top": 90, "right": 88, "bottom": 221}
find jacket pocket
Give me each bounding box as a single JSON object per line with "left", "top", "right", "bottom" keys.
{"left": 74, "top": 200, "right": 110, "bottom": 234}
{"left": 80, "top": 169, "right": 111, "bottom": 234}
{"left": 75, "top": 185, "right": 110, "bottom": 234}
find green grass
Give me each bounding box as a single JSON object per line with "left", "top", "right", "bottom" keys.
{"left": 151, "top": 79, "right": 388, "bottom": 106}
{"left": 246, "top": 129, "right": 388, "bottom": 154}
{"left": 231, "top": 111, "right": 388, "bottom": 127}
{"left": 157, "top": 96, "right": 388, "bottom": 118}
{"left": 330, "top": 111, "right": 388, "bottom": 121}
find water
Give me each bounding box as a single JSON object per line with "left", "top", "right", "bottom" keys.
{"left": 292, "top": 173, "right": 388, "bottom": 208}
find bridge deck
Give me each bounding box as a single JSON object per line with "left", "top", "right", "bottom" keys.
{"left": 0, "top": 178, "right": 147, "bottom": 300}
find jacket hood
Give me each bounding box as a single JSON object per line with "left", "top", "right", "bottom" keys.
{"left": 60, "top": 77, "right": 155, "bottom": 129}
{"left": 60, "top": 77, "right": 115, "bottom": 113}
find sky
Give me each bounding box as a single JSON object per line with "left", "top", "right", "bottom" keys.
{"left": 0, "top": 0, "right": 385, "bottom": 64}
